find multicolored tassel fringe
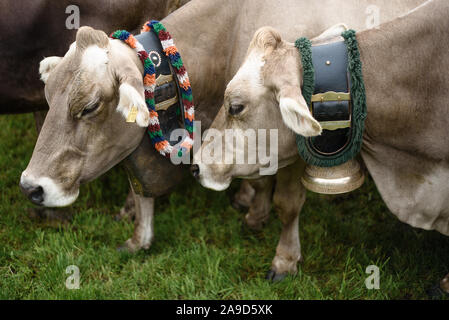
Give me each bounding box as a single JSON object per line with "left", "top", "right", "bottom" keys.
{"left": 110, "top": 20, "right": 194, "bottom": 158}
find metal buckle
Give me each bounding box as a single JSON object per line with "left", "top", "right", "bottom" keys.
{"left": 311, "top": 91, "right": 350, "bottom": 103}
{"left": 310, "top": 91, "right": 351, "bottom": 130}
{"left": 156, "top": 74, "right": 174, "bottom": 86}
{"left": 155, "top": 74, "right": 179, "bottom": 111}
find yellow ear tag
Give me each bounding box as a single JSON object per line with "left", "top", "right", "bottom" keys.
{"left": 126, "top": 106, "right": 138, "bottom": 123}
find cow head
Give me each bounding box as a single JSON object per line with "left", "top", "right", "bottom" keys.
{"left": 192, "top": 27, "right": 322, "bottom": 190}
{"left": 20, "top": 27, "right": 149, "bottom": 207}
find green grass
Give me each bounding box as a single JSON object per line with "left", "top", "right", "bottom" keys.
{"left": 0, "top": 113, "right": 448, "bottom": 300}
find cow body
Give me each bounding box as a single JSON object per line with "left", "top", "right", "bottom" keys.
{"left": 358, "top": 2, "right": 449, "bottom": 235}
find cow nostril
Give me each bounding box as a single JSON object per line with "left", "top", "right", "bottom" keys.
{"left": 20, "top": 182, "right": 45, "bottom": 205}
{"left": 190, "top": 164, "right": 200, "bottom": 179}
{"left": 30, "top": 186, "right": 44, "bottom": 204}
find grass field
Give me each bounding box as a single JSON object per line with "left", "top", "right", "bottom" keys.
{"left": 0, "top": 113, "right": 448, "bottom": 300}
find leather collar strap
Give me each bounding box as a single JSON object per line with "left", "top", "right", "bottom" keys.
{"left": 295, "top": 30, "right": 367, "bottom": 167}
{"left": 111, "top": 20, "right": 194, "bottom": 159}
{"left": 135, "top": 29, "right": 186, "bottom": 147}
{"left": 136, "top": 30, "right": 181, "bottom": 112}
{"left": 309, "top": 41, "right": 351, "bottom": 155}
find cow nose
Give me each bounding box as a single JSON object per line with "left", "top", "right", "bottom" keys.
{"left": 20, "top": 183, "right": 44, "bottom": 205}
{"left": 190, "top": 164, "right": 200, "bottom": 179}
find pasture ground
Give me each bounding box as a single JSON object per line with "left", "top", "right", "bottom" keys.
{"left": 0, "top": 113, "right": 448, "bottom": 299}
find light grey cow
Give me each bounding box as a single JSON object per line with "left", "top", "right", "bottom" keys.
{"left": 194, "top": 0, "right": 449, "bottom": 292}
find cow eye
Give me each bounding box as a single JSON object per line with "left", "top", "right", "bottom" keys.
{"left": 229, "top": 104, "right": 245, "bottom": 116}
{"left": 81, "top": 102, "right": 100, "bottom": 117}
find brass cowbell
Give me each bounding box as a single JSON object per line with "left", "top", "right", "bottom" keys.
{"left": 301, "top": 158, "right": 365, "bottom": 194}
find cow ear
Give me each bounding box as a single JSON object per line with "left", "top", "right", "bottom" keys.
{"left": 250, "top": 27, "right": 321, "bottom": 137}
{"left": 278, "top": 87, "right": 322, "bottom": 137}
{"left": 249, "top": 26, "right": 282, "bottom": 55}
{"left": 117, "top": 83, "right": 150, "bottom": 127}
{"left": 112, "top": 39, "right": 150, "bottom": 128}
{"left": 39, "top": 56, "right": 62, "bottom": 84}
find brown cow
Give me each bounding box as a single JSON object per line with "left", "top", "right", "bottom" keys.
{"left": 194, "top": 0, "right": 449, "bottom": 292}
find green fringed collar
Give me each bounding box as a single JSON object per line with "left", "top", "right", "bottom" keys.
{"left": 294, "top": 30, "right": 367, "bottom": 167}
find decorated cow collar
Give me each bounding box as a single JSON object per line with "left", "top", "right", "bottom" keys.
{"left": 295, "top": 29, "right": 367, "bottom": 168}
{"left": 111, "top": 20, "right": 194, "bottom": 159}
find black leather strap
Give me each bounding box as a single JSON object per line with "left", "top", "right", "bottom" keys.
{"left": 312, "top": 41, "right": 349, "bottom": 92}
{"left": 309, "top": 41, "right": 352, "bottom": 155}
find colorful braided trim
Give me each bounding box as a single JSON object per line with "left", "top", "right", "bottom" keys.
{"left": 110, "top": 20, "right": 194, "bottom": 158}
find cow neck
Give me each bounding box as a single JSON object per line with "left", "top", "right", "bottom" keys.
{"left": 160, "top": 0, "right": 239, "bottom": 111}
{"left": 111, "top": 22, "right": 194, "bottom": 158}
{"left": 122, "top": 0, "right": 240, "bottom": 196}
{"left": 356, "top": 0, "right": 448, "bottom": 147}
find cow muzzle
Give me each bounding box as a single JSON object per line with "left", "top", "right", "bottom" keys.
{"left": 20, "top": 172, "right": 79, "bottom": 207}
{"left": 189, "top": 163, "right": 231, "bottom": 191}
